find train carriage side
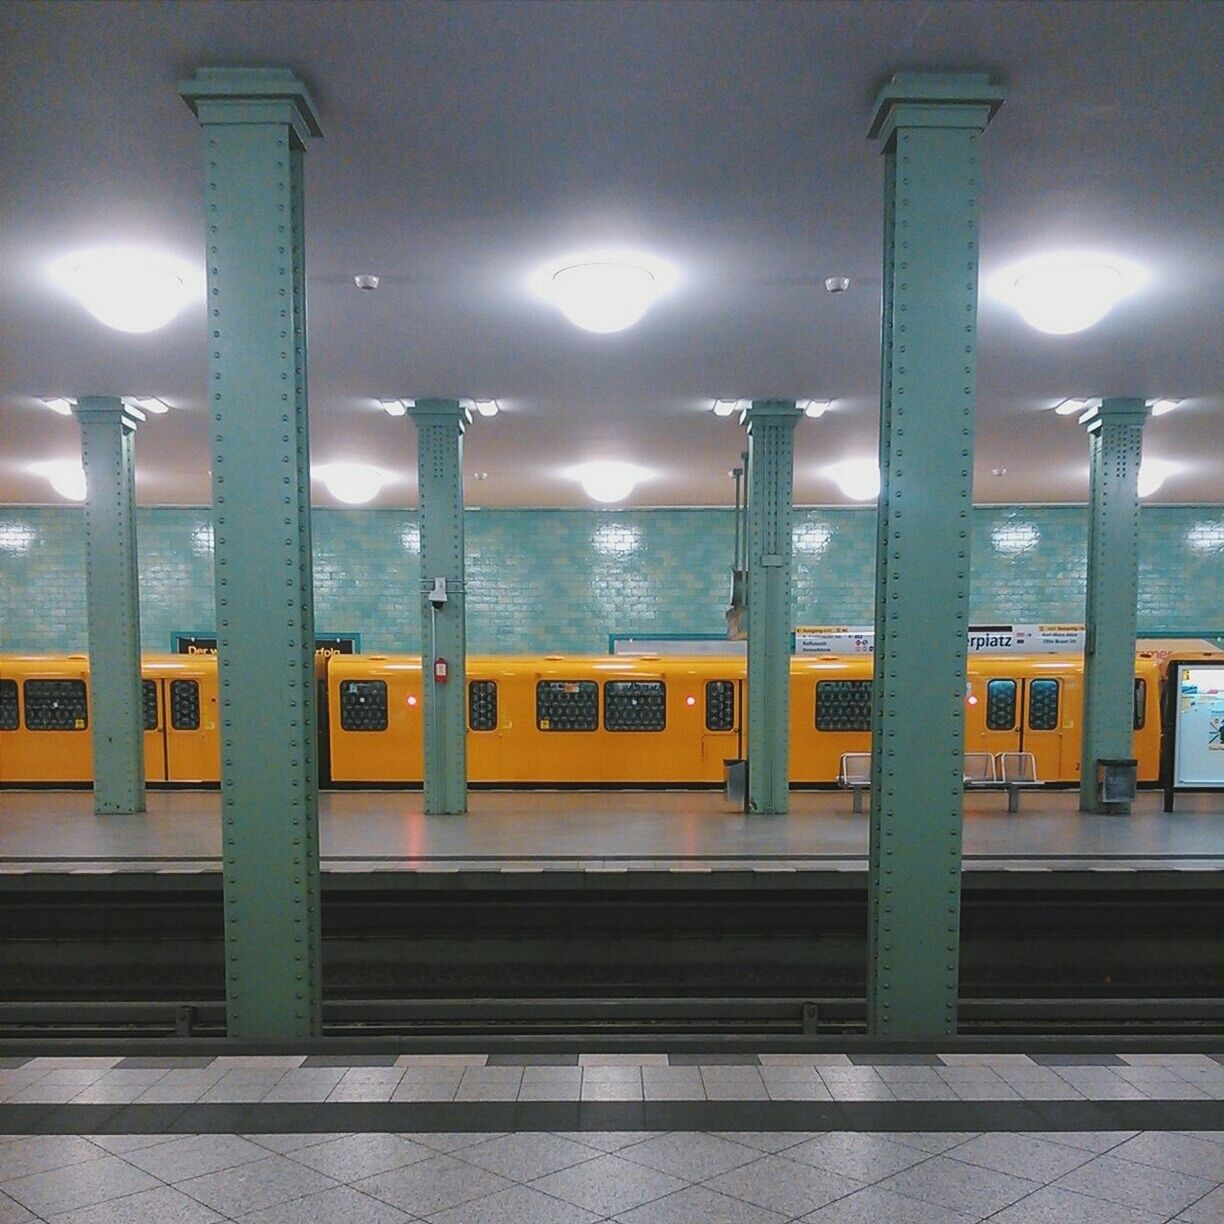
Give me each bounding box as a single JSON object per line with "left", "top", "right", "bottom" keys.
{"left": 789, "top": 655, "right": 874, "bottom": 784}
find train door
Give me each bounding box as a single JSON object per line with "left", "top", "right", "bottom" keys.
{"left": 142, "top": 678, "right": 167, "bottom": 782}
{"left": 700, "top": 678, "right": 740, "bottom": 782}
{"left": 1019, "top": 675, "right": 1068, "bottom": 780}
{"left": 467, "top": 677, "right": 503, "bottom": 782}
{"left": 164, "top": 675, "right": 215, "bottom": 782}
{"left": 974, "top": 675, "right": 1022, "bottom": 758}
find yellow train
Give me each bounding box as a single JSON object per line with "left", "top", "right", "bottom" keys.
{"left": 0, "top": 649, "right": 1172, "bottom": 787}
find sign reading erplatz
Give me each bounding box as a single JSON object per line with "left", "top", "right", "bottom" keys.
{"left": 795, "top": 624, "right": 1086, "bottom": 655}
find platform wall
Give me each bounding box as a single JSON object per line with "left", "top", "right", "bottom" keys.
{"left": 0, "top": 505, "right": 1221, "bottom": 655}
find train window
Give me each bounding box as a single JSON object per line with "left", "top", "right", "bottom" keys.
{"left": 815, "top": 680, "right": 872, "bottom": 732}
{"left": 339, "top": 680, "right": 388, "bottom": 732}
{"left": 469, "top": 680, "right": 498, "bottom": 731}
{"left": 536, "top": 680, "right": 598, "bottom": 731}
{"left": 0, "top": 679, "right": 17, "bottom": 731}
{"left": 142, "top": 680, "right": 159, "bottom": 731}
{"left": 605, "top": 681, "right": 666, "bottom": 732}
{"left": 1134, "top": 677, "right": 1146, "bottom": 731}
{"left": 1028, "top": 679, "right": 1060, "bottom": 731}
{"left": 986, "top": 679, "right": 1017, "bottom": 731}
{"left": 705, "top": 680, "right": 735, "bottom": 732}
{"left": 23, "top": 679, "right": 88, "bottom": 731}
{"left": 170, "top": 680, "right": 201, "bottom": 731}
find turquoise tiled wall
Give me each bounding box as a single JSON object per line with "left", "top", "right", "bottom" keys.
{"left": 0, "top": 505, "right": 1221, "bottom": 654}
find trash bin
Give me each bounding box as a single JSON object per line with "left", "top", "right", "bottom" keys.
{"left": 1096, "top": 758, "right": 1138, "bottom": 804}
{"left": 724, "top": 758, "right": 747, "bottom": 809}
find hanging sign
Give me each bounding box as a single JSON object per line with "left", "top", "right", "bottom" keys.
{"left": 794, "top": 624, "right": 1086, "bottom": 655}
{"left": 172, "top": 632, "right": 359, "bottom": 657}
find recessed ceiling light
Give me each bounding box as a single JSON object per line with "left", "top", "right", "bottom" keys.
{"left": 825, "top": 458, "right": 880, "bottom": 501}
{"left": 1054, "top": 397, "right": 1093, "bottom": 416}
{"left": 312, "top": 462, "right": 390, "bottom": 505}
{"left": 566, "top": 461, "right": 649, "bottom": 503}
{"left": 380, "top": 398, "right": 411, "bottom": 417}
{"left": 712, "top": 399, "right": 740, "bottom": 417}
{"left": 353, "top": 274, "right": 380, "bottom": 291}
{"left": 1137, "top": 458, "right": 1179, "bottom": 498}
{"left": 29, "top": 461, "right": 87, "bottom": 502}
{"left": 472, "top": 399, "right": 500, "bottom": 418}
{"left": 41, "top": 398, "right": 74, "bottom": 416}
{"left": 800, "top": 399, "right": 832, "bottom": 418}
{"left": 50, "top": 247, "right": 203, "bottom": 333}
{"left": 1150, "top": 398, "right": 1182, "bottom": 417}
{"left": 994, "top": 254, "right": 1144, "bottom": 335}
{"left": 129, "top": 397, "right": 170, "bottom": 415}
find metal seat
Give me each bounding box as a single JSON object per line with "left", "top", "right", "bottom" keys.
{"left": 996, "top": 750, "right": 1040, "bottom": 811}
{"left": 838, "top": 752, "right": 871, "bottom": 813}
{"left": 963, "top": 751, "right": 997, "bottom": 787}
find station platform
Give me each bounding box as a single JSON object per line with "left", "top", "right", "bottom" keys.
{"left": 0, "top": 788, "right": 1221, "bottom": 876}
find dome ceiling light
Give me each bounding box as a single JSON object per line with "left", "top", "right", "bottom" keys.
{"left": 1054, "top": 397, "right": 1094, "bottom": 416}
{"left": 993, "top": 254, "right": 1145, "bottom": 336}
{"left": 1137, "top": 458, "right": 1179, "bottom": 498}
{"left": 30, "top": 460, "right": 87, "bottom": 502}
{"left": 380, "top": 398, "right": 412, "bottom": 417}
{"left": 1150, "top": 398, "right": 1182, "bottom": 417}
{"left": 800, "top": 399, "right": 832, "bottom": 418}
{"left": 825, "top": 458, "right": 880, "bottom": 502}
{"left": 50, "top": 246, "right": 204, "bottom": 333}
{"left": 535, "top": 251, "right": 676, "bottom": 335}
{"left": 41, "top": 398, "right": 75, "bottom": 416}
{"left": 471, "top": 399, "right": 500, "bottom": 417}
{"left": 711, "top": 399, "right": 741, "bottom": 417}
{"left": 566, "top": 461, "right": 650, "bottom": 504}
{"left": 312, "top": 463, "right": 391, "bottom": 505}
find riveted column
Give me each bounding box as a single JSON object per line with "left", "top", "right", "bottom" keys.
{"left": 408, "top": 399, "right": 469, "bottom": 815}
{"left": 743, "top": 400, "right": 803, "bottom": 815}
{"left": 74, "top": 396, "right": 146, "bottom": 815}
{"left": 866, "top": 73, "right": 1004, "bottom": 1037}
{"left": 180, "top": 68, "right": 322, "bottom": 1039}
{"left": 1080, "top": 397, "right": 1149, "bottom": 813}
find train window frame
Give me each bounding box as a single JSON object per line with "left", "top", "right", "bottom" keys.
{"left": 536, "top": 680, "right": 599, "bottom": 732}
{"left": 1134, "top": 677, "right": 1147, "bottom": 731}
{"left": 985, "top": 678, "right": 1018, "bottom": 731}
{"left": 604, "top": 680, "right": 667, "bottom": 733}
{"left": 339, "top": 679, "right": 389, "bottom": 732}
{"left": 815, "top": 679, "right": 873, "bottom": 732}
{"left": 0, "top": 678, "right": 17, "bottom": 731}
{"left": 170, "top": 679, "right": 201, "bottom": 731}
{"left": 705, "top": 679, "right": 735, "bottom": 732}
{"left": 1027, "top": 678, "right": 1060, "bottom": 731}
{"left": 22, "top": 678, "right": 88, "bottom": 731}
{"left": 468, "top": 679, "right": 498, "bottom": 731}
{"left": 142, "top": 679, "right": 159, "bottom": 731}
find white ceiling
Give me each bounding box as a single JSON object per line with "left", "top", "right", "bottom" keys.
{"left": 0, "top": 0, "right": 1221, "bottom": 508}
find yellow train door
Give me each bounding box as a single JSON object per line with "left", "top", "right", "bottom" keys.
{"left": 141, "top": 678, "right": 167, "bottom": 782}
{"left": 1020, "top": 674, "right": 1072, "bottom": 781}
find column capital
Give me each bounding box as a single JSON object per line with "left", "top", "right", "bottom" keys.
{"left": 408, "top": 398, "right": 471, "bottom": 430}
{"left": 73, "top": 395, "right": 141, "bottom": 433}
{"left": 868, "top": 71, "right": 1003, "bottom": 147}
{"left": 180, "top": 67, "right": 322, "bottom": 143}
{"left": 1083, "top": 396, "right": 1149, "bottom": 435}
{"left": 742, "top": 399, "right": 803, "bottom": 431}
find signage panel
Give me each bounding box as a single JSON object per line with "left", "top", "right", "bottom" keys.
{"left": 794, "top": 624, "right": 1087, "bottom": 655}
{"left": 173, "top": 632, "right": 359, "bottom": 657}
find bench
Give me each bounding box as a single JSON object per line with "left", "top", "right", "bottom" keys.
{"left": 838, "top": 749, "right": 1040, "bottom": 813}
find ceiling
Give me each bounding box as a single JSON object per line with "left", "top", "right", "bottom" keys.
{"left": 1, "top": 0, "right": 1220, "bottom": 508}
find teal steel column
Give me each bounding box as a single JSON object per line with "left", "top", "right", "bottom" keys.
{"left": 73, "top": 396, "right": 146, "bottom": 816}
{"left": 1080, "top": 397, "right": 1149, "bottom": 813}
{"left": 866, "top": 73, "right": 1004, "bottom": 1037}
{"left": 743, "top": 400, "right": 803, "bottom": 815}
{"left": 180, "top": 68, "right": 323, "bottom": 1039}
{"left": 409, "top": 399, "right": 470, "bottom": 815}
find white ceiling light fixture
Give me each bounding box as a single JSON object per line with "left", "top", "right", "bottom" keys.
{"left": 1150, "top": 398, "right": 1182, "bottom": 417}
{"left": 41, "top": 397, "right": 74, "bottom": 416}
{"left": 800, "top": 399, "right": 832, "bottom": 419}
{"left": 472, "top": 399, "right": 500, "bottom": 418}
{"left": 567, "top": 461, "right": 650, "bottom": 504}
{"left": 825, "top": 458, "right": 880, "bottom": 502}
{"left": 712, "top": 399, "right": 740, "bottom": 417}
{"left": 1137, "top": 458, "right": 1179, "bottom": 498}
{"left": 379, "top": 398, "right": 410, "bottom": 417}
{"left": 50, "top": 246, "right": 204, "bottom": 334}
{"left": 313, "top": 462, "right": 391, "bottom": 505}
{"left": 993, "top": 254, "right": 1144, "bottom": 336}
{"left": 1054, "top": 397, "right": 1093, "bottom": 416}
{"left": 534, "top": 251, "right": 677, "bottom": 335}
{"left": 30, "top": 460, "right": 87, "bottom": 502}
{"left": 129, "top": 397, "right": 170, "bottom": 415}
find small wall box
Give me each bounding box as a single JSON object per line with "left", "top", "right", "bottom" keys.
{"left": 1162, "top": 659, "right": 1224, "bottom": 811}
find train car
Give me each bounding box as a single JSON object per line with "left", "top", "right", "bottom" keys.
{"left": 0, "top": 653, "right": 219, "bottom": 785}
{"left": 327, "top": 654, "right": 744, "bottom": 785}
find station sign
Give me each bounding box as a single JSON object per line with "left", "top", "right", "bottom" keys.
{"left": 794, "top": 624, "right": 1086, "bottom": 655}
{"left": 172, "top": 632, "right": 360, "bottom": 658}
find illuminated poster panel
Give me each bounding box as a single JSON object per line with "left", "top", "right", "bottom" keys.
{"left": 1171, "top": 662, "right": 1224, "bottom": 788}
